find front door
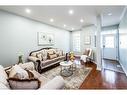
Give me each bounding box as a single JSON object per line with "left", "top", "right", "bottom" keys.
{"left": 102, "top": 34, "right": 117, "bottom": 60}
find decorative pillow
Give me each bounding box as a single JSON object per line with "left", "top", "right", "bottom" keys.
{"left": 9, "top": 65, "right": 29, "bottom": 79}
{"left": 56, "top": 51, "right": 60, "bottom": 57}
{"left": 59, "top": 50, "right": 63, "bottom": 56}
{"left": 49, "top": 49, "right": 56, "bottom": 54}
{"left": 8, "top": 78, "right": 41, "bottom": 89}
{"left": 36, "top": 53, "right": 42, "bottom": 60}
{"left": 41, "top": 49, "right": 47, "bottom": 61}
{"left": 48, "top": 54, "right": 57, "bottom": 59}
{"left": 19, "top": 62, "right": 35, "bottom": 71}
{"left": 47, "top": 49, "right": 54, "bottom": 55}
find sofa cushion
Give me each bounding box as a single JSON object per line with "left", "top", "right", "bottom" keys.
{"left": 8, "top": 78, "right": 41, "bottom": 89}
{"left": 19, "top": 62, "right": 35, "bottom": 71}
{"left": 41, "top": 56, "right": 65, "bottom": 67}
{"left": 56, "top": 49, "right": 63, "bottom": 56}
{"left": 41, "top": 49, "right": 47, "bottom": 61}
{"left": 0, "top": 65, "right": 9, "bottom": 88}
{"left": 47, "top": 49, "right": 54, "bottom": 55}
{"left": 9, "top": 65, "right": 29, "bottom": 79}
{"left": 59, "top": 50, "right": 63, "bottom": 56}
{"left": 48, "top": 54, "right": 57, "bottom": 59}
{"left": 0, "top": 65, "right": 8, "bottom": 79}
{"left": 0, "top": 82, "right": 9, "bottom": 89}
{"left": 36, "top": 53, "right": 42, "bottom": 60}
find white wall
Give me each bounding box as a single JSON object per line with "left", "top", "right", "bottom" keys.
{"left": 70, "top": 25, "right": 97, "bottom": 61}
{"left": 81, "top": 25, "right": 97, "bottom": 61}
{"left": 0, "top": 10, "right": 70, "bottom": 67}
{"left": 119, "top": 8, "right": 127, "bottom": 76}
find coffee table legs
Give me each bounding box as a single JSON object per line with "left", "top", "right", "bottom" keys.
{"left": 60, "top": 65, "right": 73, "bottom": 77}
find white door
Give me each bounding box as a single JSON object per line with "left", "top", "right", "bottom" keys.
{"left": 102, "top": 34, "right": 117, "bottom": 60}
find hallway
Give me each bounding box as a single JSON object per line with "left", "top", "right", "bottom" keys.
{"left": 102, "top": 59, "right": 124, "bottom": 73}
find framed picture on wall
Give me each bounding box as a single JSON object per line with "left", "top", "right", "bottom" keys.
{"left": 84, "top": 36, "right": 91, "bottom": 45}
{"left": 38, "top": 32, "right": 54, "bottom": 46}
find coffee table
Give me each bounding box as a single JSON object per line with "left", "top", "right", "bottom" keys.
{"left": 60, "top": 61, "right": 73, "bottom": 77}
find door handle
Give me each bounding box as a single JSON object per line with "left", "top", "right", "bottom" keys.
{"left": 103, "top": 45, "right": 105, "bottom": 48}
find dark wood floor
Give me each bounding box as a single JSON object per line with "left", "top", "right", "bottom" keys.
{"left": 80, "top": 61, "right": 127, "bottom": 89}
{"left": 40, "top": 58, "right": 127, "bottom": 89}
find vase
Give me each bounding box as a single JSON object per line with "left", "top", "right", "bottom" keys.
{"left": 18, "top": 55, "right": 23, "bottom": 64}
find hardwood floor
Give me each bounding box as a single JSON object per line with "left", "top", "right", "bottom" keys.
{"left": 40, "top": 58, "right": 127, "bottom": 89}
{"left": 80, "top": 61, "right": 127, "bottom": 89}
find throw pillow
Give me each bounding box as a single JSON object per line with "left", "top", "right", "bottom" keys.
{"left": 36, "top": 53, "right": 42, "bottom": 60}
{"left": 59, "top": 50, "right": 63, "bottom": 56}
{"left": 41, "top": 49, "right": 47, "bottom": 61}
{"left": 19, "top": 62, "right": 35, "bottom": 71}
{"left": 55, "top": 49, "right": 63, "bottom": 56}
{"left": 47, "top": 49, "right": 54, "bottom": 55}
{"left": 9, "top": 65, "right": 29, "bottom": 79}
{"left": 8, "top": 78, "right": 41, "bottom": 89}
{"left": 49, "top": 54, "right": 57, "bottom": 59}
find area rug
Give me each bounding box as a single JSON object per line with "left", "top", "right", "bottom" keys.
{"left": 41, "top": 66, "right": 92, "bottom": 89}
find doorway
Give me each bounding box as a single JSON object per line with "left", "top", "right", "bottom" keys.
{"left": 102, "top": 34, "right": 117, "bottom": 60}
{"left": 101, "top": 27, "right": 124, "bottom": 73}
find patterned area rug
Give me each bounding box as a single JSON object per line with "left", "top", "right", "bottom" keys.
{"left": 42, "top": 66, "right": 92, "bottom": 89}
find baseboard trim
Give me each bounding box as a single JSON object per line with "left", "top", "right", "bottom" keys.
{"left": 97, "top": 66, "right": 101, "bottom": 71}
{"left": 119, "top": 60, "right": 127, "bottom": 76}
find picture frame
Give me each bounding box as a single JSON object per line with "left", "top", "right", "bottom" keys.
{"left": 84, "top": 36, "right": 91, "bottom": 45}
{"left": 38, "top": 32, "right": 54, "bottom": 46}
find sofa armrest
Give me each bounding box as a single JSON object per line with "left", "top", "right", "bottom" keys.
{"left": 28, "top": 56, "right": 40, "bottom": 62}
{"left": 39, "top": 76, "right": 64, "bottom": 89}
{"left": 28, "top": 56, "right": 42, "bottom": 73}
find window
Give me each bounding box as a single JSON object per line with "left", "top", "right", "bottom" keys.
{"left": 105, "top": 36, "right": 115, "bottom": 48}
{"left": 72, "top": 32, "right": 80, "bottom": 52}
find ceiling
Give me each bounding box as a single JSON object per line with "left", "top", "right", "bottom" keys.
{"left": 0, "top": 6, "right": 125, "bottom": 31}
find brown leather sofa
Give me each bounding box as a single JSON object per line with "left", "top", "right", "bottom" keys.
{"left": 28, "top": 48, "right": 66, "bottom": 73}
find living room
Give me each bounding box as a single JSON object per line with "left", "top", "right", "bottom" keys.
{"left": 0, "top": 5, "right": 127, "bottom": 91}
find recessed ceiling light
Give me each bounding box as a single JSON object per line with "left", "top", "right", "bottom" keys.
{"left": 25, "top": 8, "right": 31, "bottom": 14}
{"left": 80, "top": 19, "right": 84, "bottom": 23}
{"left": 64, "top": 24, "right": 66, "bottom": 27}
{"left": 71, "top": 28, "right": 74, "bottom": 30}
{"left": 108, "top": 13, "right": 112, "bottom": 16}
{"left": 69, "top": 10, "right": 74, "bottom": 15}
{"left": 50, "top": 18, "right": 54, "bottom": 22}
